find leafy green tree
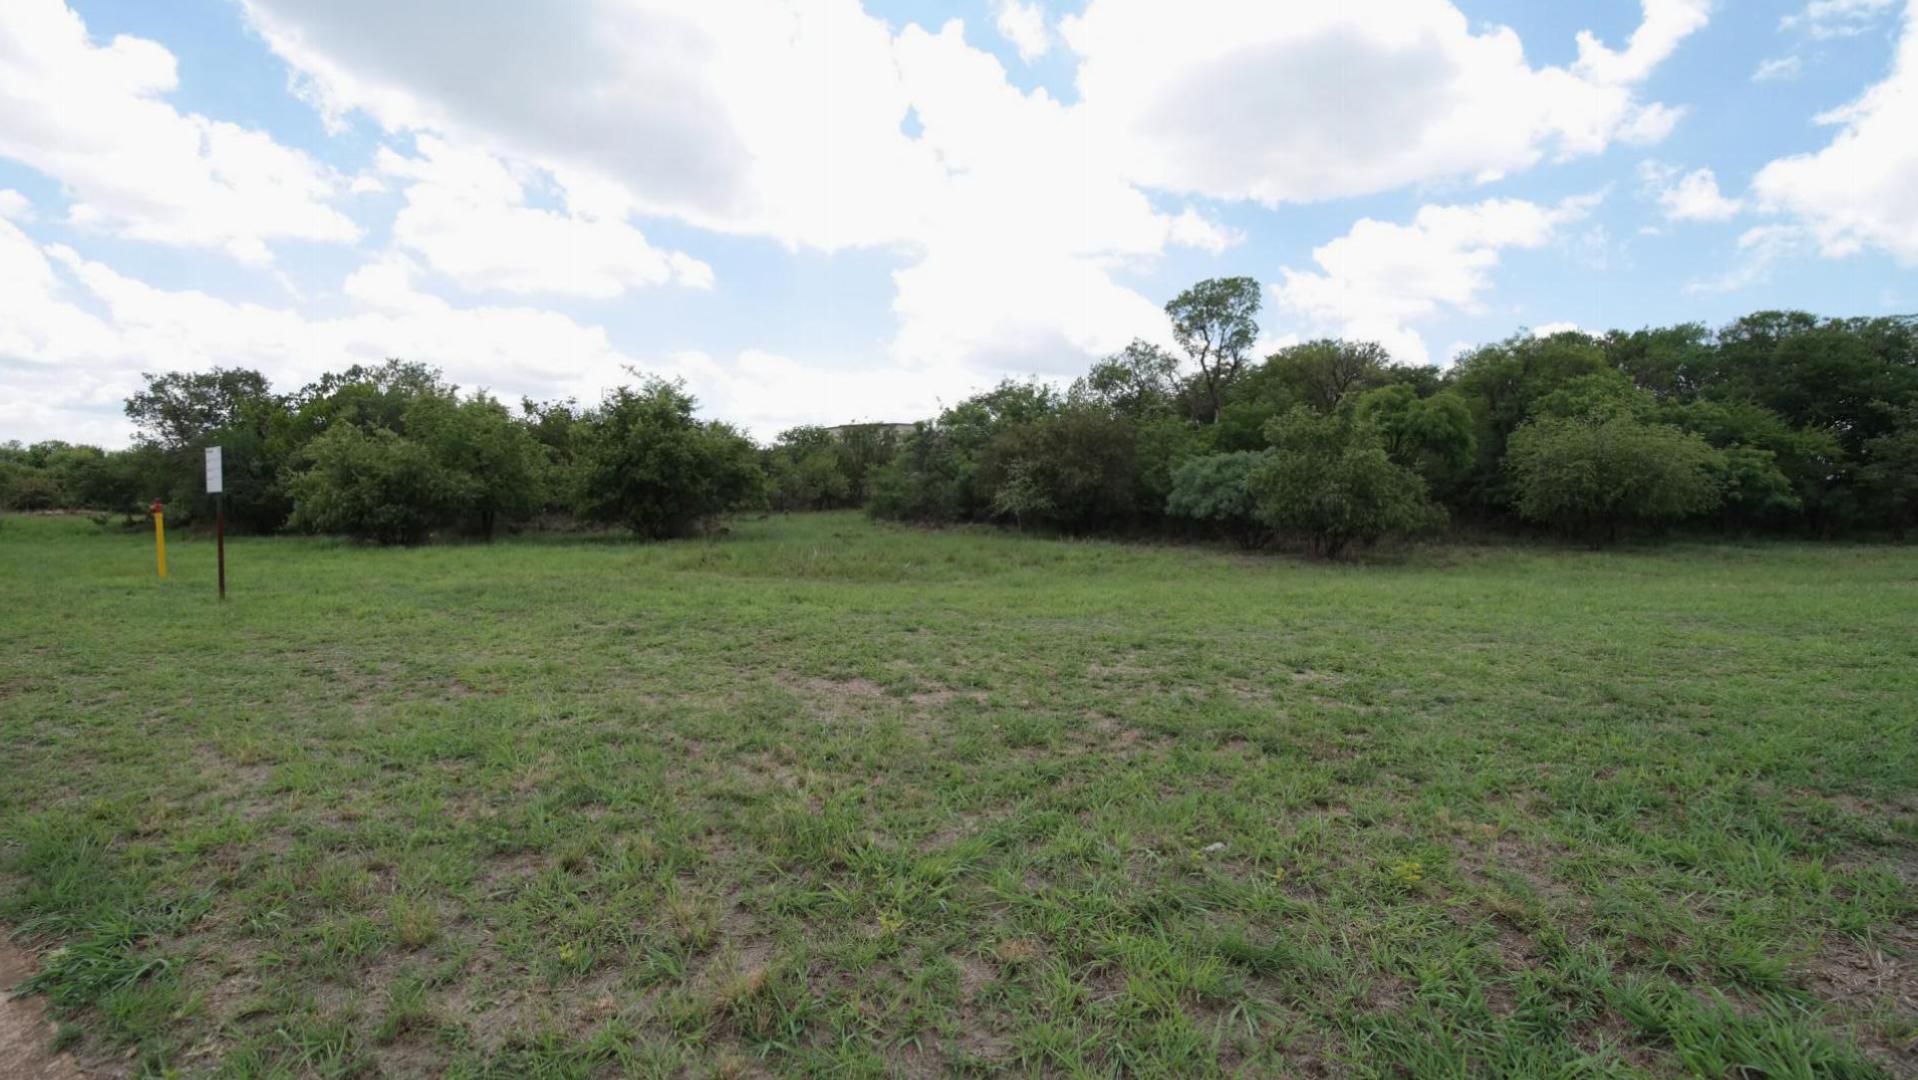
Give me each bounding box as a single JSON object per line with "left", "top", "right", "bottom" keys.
{"left": 1133, "top": 414, "right": 1215, "bottom": 521}
{"left": 767, "top": 426, "right": 852, "bottom": 512}
{"left": 1661, "top": 399, "right": 1846, "bottom": 533}
{"left": 1602, "top": 323, "right": 1715, "bottom": 402}
{"left": 1268, "top": 340, "right": 1392, "bottom": 414}
{"left": 1713, "top": 312, "right": 1918, "bottom": 455}
{"left": 406, "top": 393, "right": 548, "bottom": 538}
{"left": 287, "top": 425, "right": 467, "bottom": 545}
{"left": 1166, "top": 277, "right": 1261, "bottom": 422}
{"left": 125, "top": 368, "right": 275, "bottom": 449}
{"left": 1527, "top": 370, "right": 1654, "bottom": 423}
{"left": 830, "top": 423, "right": 901, "bottom": 503}
{"left": 1166, "top": 451, "right": 1272, "bottom": 548}
{"left": 1249, "top": 408, "right": 1439, "bottom": 557}
{"left": 1706, "top": 446, "right": 1800, "bottom": 532}
{"left": 869, "top": 424, "right": 967, "bottom": 523}
{"left": 573, "top": 379, "right": 762, "bottom": 538}
{"left": 1070, "top": 340, "right": 1184, "bottom": 419}
{"left": 1859, "top": 405, "right": 1918, "bottom": 539}
{"left": 976, "top": 408, "right": 1140, "bottom": 533}
{"left": 1448, "top": 331, "right": 1615, "bottom": 508}
{"left": 1506, "top": 415, "right": 1722, "bottom": 544}
{"left": 1355, "top": 385, "right": 1476, "bottom": 485}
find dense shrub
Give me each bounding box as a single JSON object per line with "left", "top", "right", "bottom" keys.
{"left": 975, "top": 408, "right": 1141, "bottom": 533}
{"left": 573, "top": 380, "right": 762, "bottom": 538}
{"left": 1506, "top": 415, "right": 1723, "bottom": 544}
{"left": 1249, "top": 409, "right": 1439, "bottom": 557}
{"left": 1166, "top": 451, "right": 1271, "bottom": 547}
{"left": 287, "top": 425, "right": 466, "bottom": 545}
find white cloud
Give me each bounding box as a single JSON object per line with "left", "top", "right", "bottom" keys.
{"left": 1753, "top": 0, "right": 1918, "bottom": 263}
{"left": 1781, "top": 0, "right": 1897, "bottom": 38}
{"left": 1269, "top": 195, "right": 1599, "bottom": 365}
{"left": 0, "top": 188, "right": 31, "bottom": 221}
{"left": 1686, "top": 224, "right": 1811, "bottom": 293}
{"left": 993, "top": 0, "right": 1049, "bottom": 63}
{"left": 376, "top": 136, "right": 711, "bottom": 298}
{"left": 1061, "top": 0, "right": 1707, "bottom": 205}
{"left": 1640, "top": 161, "right": 1746, "bottom": 221}
{"left": 1532, "top": 321, "right": 1582, "bottom": 337}
{"left": 1167, "top": 207, "right": 1243, "bottom": 255}
{"left": 231, "top": 0, "right": 1710, "bottom": 386}
{"left": 0, "top": 0, "right": 357, "bottom": 263}
{"left": 0, "top": 216, "right": 989, "bottom": 445}
{"left": 1753, "top": 55, "right": 1805, "bottom": 82}
{"left": 241, "top": 0, "right": 939, "bottom": 254}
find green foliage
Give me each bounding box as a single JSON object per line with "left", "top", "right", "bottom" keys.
{"left": 765, "top": 424, "right": 899, "bottom": 512}
{"left": 1859, "top": 404, "right": 1918, "bottom": 538}
{"left": 1249, "top": 408, "right": 1439, "bottom": 557}
{"left": 1449, "top": 332, "right": 1614, "bottom": 507}
{"left": 1069, "top": 339, "right": 1185, "bottom": 419}
{"left": 1166, "top": 277, "right": 1261, "bottom": 420}
{"left": 1707, "top": 445, "right": 1800, "bottom": 530}
{"left": 868, "top": 424, "right": 967, "bottom": 523}
{"left": 1266, "top": 339, "right": 1392, "bottom": 414}
{"left": 124, "top": 367, "right": 274, "bottom": 450}
{"left": 1527, "top": 369, "right": 1655, "bottom": 422}
{"left": 1507, "top": 415, "right": 1723, "bottom": 543}
{"left": 1165, "top": 450, "right": 1271, "bottom": 547}
{"left": 869, "top": 381, "right": 1063, "bottom": 524}
{"left": 976, "top": 407, "right": 1141, "bottom": 533}
{"left": 404, "top": 393, "right": 549, "bottom": 538}
{"left": 287, "top": 425, "right": 469, "bottom": 545}
{"left": 1354, "top": 385, "right": 1476, "bottom": 485}
{"left": 573, "top": 379, "right": 762, "bottom": 538}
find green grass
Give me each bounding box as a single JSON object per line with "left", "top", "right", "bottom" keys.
{"left": 1, "top": 511, "right": 1914, "bottom": 1077}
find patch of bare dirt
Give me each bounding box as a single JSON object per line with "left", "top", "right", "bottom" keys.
{"left": 1805, "top": 929, "right": 1918, "bottom": 1074}
{"left": 0, "top": 936, "right": 88, "bottom": 1080}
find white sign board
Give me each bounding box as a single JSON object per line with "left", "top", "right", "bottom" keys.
{"left": 205, "top": 446, "right": 224, "bottom": 494}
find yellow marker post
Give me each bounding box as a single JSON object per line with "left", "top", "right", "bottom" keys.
{"left": 151, "top": 500, "right": 167, "bottom": 580}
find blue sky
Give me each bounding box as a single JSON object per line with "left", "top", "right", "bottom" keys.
{"left": 2, "top": 0, "right": 1914, "bottom": 445}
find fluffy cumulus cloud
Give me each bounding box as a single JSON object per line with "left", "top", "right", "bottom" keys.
{"left": 993, "top": 0, "right": 1050, "bottom": 63}
{"left": 3, "top": 0, "right": 1731, "bottom": 444}
{"left": 1060, "top": 0, "right": 1705, "bottom": 205}
{"left": 1641, "top": 161, "right": 1746, "bottom": 221}
{"left": 375, "top": 136, "right": 712, "bottom": 298}
{"left": 1752, "top": 0, "right": 1918, "bottom": 263}
{"left": 0, "top": 0, "right": 357, "bottom": 263}
{"left": 1269, "top": 195, "right": 1600, "bottom": 365}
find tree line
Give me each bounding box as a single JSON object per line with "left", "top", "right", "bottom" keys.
{"left": 2, "top": 279, "right": 1914, "bottom": 552}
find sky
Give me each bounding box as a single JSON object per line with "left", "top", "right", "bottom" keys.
{"left": 1, "top": 0, "right": 1915, "bottom": 446}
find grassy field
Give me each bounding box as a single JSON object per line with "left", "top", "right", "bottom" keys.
{"left": 1, "top": 512, "right": 1914, "bottom": 1078}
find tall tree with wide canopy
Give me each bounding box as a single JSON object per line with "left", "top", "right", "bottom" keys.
{"left": 1166, "top": 277, "right": 1261, "bottom": 423}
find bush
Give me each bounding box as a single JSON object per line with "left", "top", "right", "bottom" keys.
{"left": 1506, "top": 415, "right": 1723, "bottom": 544}
{"left": 1249, "top": 409, "right": 1439, "bottom": 557}
{"left": 1166, "top": 451, "right": 1271, "bottom": 547}
{"left": 405, "top": 393, "right": 548, "bottom": 538}
{"left": 975, "top": 408, "right": 1140, "bottom": 533}
{"left": 288, "top": 425, "right": 468, "bottom": 544}
{"left": 868, "top": 425, "right": 967, "bottom": 523}
{"left": 573, "top": 380, "right": 762, "bottom": 538}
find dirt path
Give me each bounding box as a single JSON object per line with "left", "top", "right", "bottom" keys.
{"left": 0, "top": 937, "right": 85, "bottom": 1080}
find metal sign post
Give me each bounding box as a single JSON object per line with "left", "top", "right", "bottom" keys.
{"left": 206, "top": 447, "right": 226, "bottom": 600}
